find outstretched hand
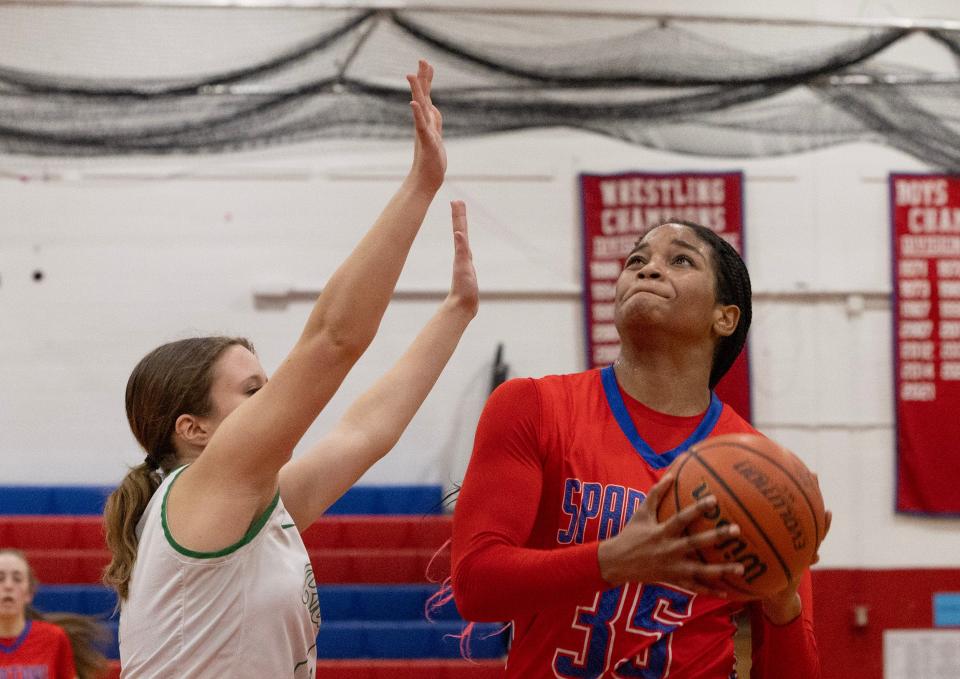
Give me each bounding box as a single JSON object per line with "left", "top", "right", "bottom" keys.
{"left": 444, "top": 200, "right": 478, "bottom": 319}
{"left": 407, "top": 59, "right": 446, "bottom": 194}
{"left": 597, "top": 471, "right": 744, "bottom": 597}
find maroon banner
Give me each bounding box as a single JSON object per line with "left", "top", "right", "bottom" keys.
{"left": 580, "top": 172, "right": 751, "bottom": 420}
{"left": 892, "top": 173, "right": 960, "bottom": 515}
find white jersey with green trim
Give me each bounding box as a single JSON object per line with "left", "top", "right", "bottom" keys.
{"left": 119, "top": 467, "right": 320, "bottom": 678}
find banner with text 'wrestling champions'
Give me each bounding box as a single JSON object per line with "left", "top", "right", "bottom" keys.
{"left": 892, "top": 173, "right": 960, "bottom": 515}
{"left": 580, "top": 172, "right": 750, "bottom": 421}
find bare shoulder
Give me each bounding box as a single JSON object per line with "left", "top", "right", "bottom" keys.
{"left": 163, "top": 463, "right": 278, "bottom": 554}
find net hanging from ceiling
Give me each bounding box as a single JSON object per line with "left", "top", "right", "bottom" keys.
{"left": 2, "top": 6, "right": 960, "bottom": 166}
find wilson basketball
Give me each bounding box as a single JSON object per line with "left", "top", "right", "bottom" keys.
{"left": 656, "top": 433, "right": 826, "bottom": 600}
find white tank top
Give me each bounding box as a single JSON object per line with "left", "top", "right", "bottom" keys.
{"left": 119, "top": 467, "right": 319, "bottom": 678}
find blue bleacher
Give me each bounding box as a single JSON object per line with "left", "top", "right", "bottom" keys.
{"left": 315, "top": 621, "right": 507, "bottom": 660}
{"left": 0, "top": 486, "right": 114, "bottom": 515}
{"left": 35, "top": 584, "right": 461, "bottom": 622}
{"left": 34, "top": 585, "right": 118, "bottom": 618}
{"left": 323, "top": 486, "right": 444, "bottom": 516}
{"left": 315, "top": 585, "right": 463, "bottom": 622}
{"left": 60, "top": 620, "right": 505, "bottom": 662}
{"left": 0, "top": 484, "right": 444, "bottom": 516}
{"left": 34, "top": 585, "right": 503, "bottom": 661}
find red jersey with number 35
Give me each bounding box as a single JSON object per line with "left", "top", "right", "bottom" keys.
{"left": 452, "top": 369, "right": 819, "bottom": 679}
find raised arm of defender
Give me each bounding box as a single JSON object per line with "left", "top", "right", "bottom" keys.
{"left": 167, "top": 61, "right": 449, "bottom": 552}
{"left": 280, "top": 201, "right": 477, "bottom": 528}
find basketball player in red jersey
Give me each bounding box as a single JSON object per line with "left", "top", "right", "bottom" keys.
{"left": 451, "top": 220, "right": 830, "bottom": 678}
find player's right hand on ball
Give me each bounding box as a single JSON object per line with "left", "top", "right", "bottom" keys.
{"left": 596, "top": 471, "right": 745, "bottom": 597}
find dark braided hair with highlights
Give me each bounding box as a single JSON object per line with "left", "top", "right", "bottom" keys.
{"left": 643, "top": 219, "right": 752, "bottom": 389}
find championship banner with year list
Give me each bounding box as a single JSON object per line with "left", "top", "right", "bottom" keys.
{"left": 580, "top": 172, "right": 751, "bottom": 420}
{"left": 891, "top": 173, "right": 960, "bottom": 515}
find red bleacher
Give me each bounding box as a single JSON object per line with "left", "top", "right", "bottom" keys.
{"left": 6, "top": 515, "right": 452, "bottom": 584}
{"left": 2, "top": 514, "right": 505, "bottom": 678}
{"left": 20, "top": 548, "right": 110, "bottom": 583}
{"left": 0, "top": 516, "right": 107, "bottom": 549}
{"left": 22, "top": 547, "right": 448, "bottom": 585}
{"left": 2, "top": 515, "right": 453, "bottom": 551}
{"left": 301, "top": 515, "right": 454, "bottom": 549}
{"left": 99, "top": 659, "right": 506, "bottom": 678}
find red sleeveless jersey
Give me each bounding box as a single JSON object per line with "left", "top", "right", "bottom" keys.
{"left": 452, "top": 369, "right": 819, "bottom": 679}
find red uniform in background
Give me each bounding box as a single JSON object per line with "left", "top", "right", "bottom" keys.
{"left": 0, "top": 619, "right": 76, "bottom": 679}
{"left": 452, "top": 368, "right": 819, "bottom": 678}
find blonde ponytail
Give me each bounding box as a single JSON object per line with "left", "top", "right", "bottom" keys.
{"left": 102, "top": 462, "right": 162, "bottom": 600}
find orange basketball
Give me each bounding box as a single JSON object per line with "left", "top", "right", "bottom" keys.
{"left": 656, "top": 433, "right": 826, "bottom": 600}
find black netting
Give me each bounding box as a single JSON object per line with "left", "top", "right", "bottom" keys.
{"left": 2, "top": 7, "right": 960, "bottom": 164}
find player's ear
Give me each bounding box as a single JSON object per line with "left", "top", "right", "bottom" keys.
{"left": 713, "top": 303, "right": 740, "bottom": 338}
{"left": 174, "top": 413, "right": 212, "bottom": 447}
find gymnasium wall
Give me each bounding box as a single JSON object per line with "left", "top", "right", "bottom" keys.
{"left": 3, "top": 0, "right": 960, "bottom": 592}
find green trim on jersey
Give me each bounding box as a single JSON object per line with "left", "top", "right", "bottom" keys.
{"left": 161, "top": 466, "right": 281, "bottom": 559}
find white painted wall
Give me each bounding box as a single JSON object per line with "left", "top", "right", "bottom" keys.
{"left": 2, "top": 0, "right": 960, "bottom": 569}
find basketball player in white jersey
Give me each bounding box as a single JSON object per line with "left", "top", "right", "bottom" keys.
{"left": 102, "top": 61, "right": 475, "bottom": 678}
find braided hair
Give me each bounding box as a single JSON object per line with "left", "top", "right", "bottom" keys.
{"left": 641, "top": 220, "right": 752, "bottom": 389}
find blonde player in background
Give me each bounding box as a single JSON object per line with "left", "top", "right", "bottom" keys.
{"left": 0, "top": 548, "right": 108, "bottom": 679}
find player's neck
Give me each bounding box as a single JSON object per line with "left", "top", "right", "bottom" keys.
{"left": 613, "top": 346, "right": 712, "bottom": 416}
{"left": 0, "top": 613, "right": 26, "bottom": 638}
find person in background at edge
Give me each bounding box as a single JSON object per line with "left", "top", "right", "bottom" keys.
{"left": 1, "top": 548, "right": 108, "bottom": 679}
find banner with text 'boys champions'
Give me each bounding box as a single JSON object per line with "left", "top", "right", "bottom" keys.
{"left": 580, "top": 172, "right": 750, "bottom": 421}
{"left": 892, "top": 173, "right": 960, "bottom": 515}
